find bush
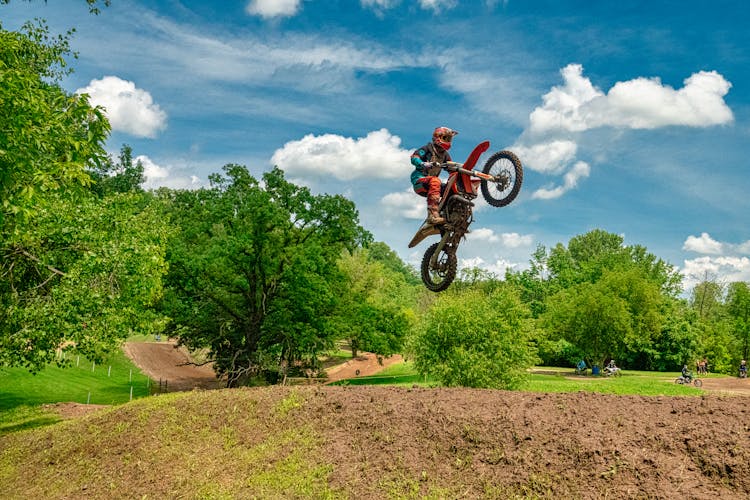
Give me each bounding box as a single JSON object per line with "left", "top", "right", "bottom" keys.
{"left": 408, "top": 286, "right": 537, "bottom": 389}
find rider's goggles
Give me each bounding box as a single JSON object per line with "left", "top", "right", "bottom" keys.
{"left": 438, "top": 134, "right": 453, "bottom": 143}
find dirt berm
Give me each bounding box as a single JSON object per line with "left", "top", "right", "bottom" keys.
{"left": 1, "top": 385, "right": 749, "bottom": 498}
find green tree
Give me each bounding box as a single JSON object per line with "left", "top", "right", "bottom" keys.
{"left": 409, "top": 286, "right": 536, "bottom": 389}
{"left": 88, "top": 144, "right": 145, "bottom": 196}
{"left": 727, "top": 281, "right": 750, "bottom": 361}
{"left": 336, "top": 247, "right": 415, "bottom": 358}
{"left": 1, "top": 192, "right": 169, "bottom": 369}
{"left": 506, "top": 243, "right": 555, "bottom": 318}
{"left": 542, "top": 268, "right": 664, "bottom": 368}
{"left": 160, "top": 165, "right": 370, "bottom": 386}
{"left": 649, "top": 298, "right": 699, "bottom": 371}
{"left": 0, "top": 21, "right": 164, "bottom": 371}
{"left": 1, "top": 20, "right": 109, "bottom": 224}
{"left": 690, "top": 274, "right": 725, "bottom": 320}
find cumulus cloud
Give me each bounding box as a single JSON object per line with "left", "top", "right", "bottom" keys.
{"left": 683, "top": 232, "right": 724, "bottom": 254}
{"left": 467, "top": 228, "right": 533, "bottom": 248}
{"left": 516, "top": 64, "right": 733, "bottom": 201}
{"left": 136, "top": 155, "right": 203, "bottom": 190}
{"left": 531, "top": 161, "right": 590, "bottom": 200}
{"left": 679, "top": 234, "right": 750, "bottom": 290}
{"left": 76, "top": 76, "right": 167, "bottom": 138}
{"left": 529, "top": 64, "right": 733, "bottom": 135}
{"left": 380, "top": 189, "right": 425, "bottom": 220}
{"left": 681, "top": 256, "right": 750, "bottom": 290}
{"left": 459, "top": 256, "right": 518, "bottom": 277}
{"left": 512, "top": 140, "right": 577, "bottom": 174}
{"left": 270, "top": 128, "right": 409, "bottom": 181}
{"left": 246, "top": 0, "right": 301, "bottom": 19}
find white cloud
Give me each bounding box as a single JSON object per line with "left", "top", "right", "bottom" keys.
{"left": 679, "top": 234, "right": 750, "bottom": 290}
{"left": 467, "top": 228, "right": 533, "bottom": 248}
{"left": 531, "top": 161, "right": 590, "bottom": 200}
{"left": 529, "top": 64, "right": 733, "bottom": 135}
{"left": 360, "top": 0, "right": 399, "bottom": 10}
{"left": 137, "top": 155, "right": 203, "bottom": 190}
{"left": 683, "top": 232, "right": 724, "bottom": 254}
{"left": 681, "top": 256, "right": 750, "bottom": 290}
{"left": 380, "top": 189, "right": 425, "bottom": 220}
{"left": 419, "top": 0, "right": 458, "bottom": 12}
{"left": 516, "top": 64, "right": 733, "bottom": 202}
{"left": 76, "top": 76, "right": 167, "bottom": 138}
{"left": 738, "top": 240, "right": 750, "bottom": 254}
{"left": 246, "top": 0, "right": 301, "bottom": 19}
{"left": 270, "top": 128, "right": 409, "bottom": 181}
{"left": 511, "top": 140, "right": 577, "bottom": 174}
{"left": 459, "top": 256, "right": 518, "bottom": 277}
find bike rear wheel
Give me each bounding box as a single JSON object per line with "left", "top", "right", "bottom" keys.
{"left": 421, "top": 242, "right": 457, "bottom": 292}
{"left": 480, "top": 150, "right": 523, "bottom": 207}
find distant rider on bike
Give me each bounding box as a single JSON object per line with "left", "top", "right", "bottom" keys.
{"left": 681, "top": 364, "right": 691, "bottom": 381}
{"left": 740, "top": 359, "right": 747, "bottom": 377}
{"left": 411, "top": 126, "right": 459, "bottom": 225}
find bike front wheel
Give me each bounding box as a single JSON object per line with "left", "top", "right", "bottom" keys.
{"left": 480, "top": 150, "right": 523, "bottom": 207}
{"left": 693, "top": 379, "right": 703, "bottom": 387}
{"left": 421, "top": 242, "right": 457, "bottom": 292}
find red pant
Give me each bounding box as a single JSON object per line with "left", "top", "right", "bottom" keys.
{"left": 415, "top": 176, "right": 443, "bottom": 207}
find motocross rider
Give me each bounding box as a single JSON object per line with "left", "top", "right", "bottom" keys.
{"left": 411, "top": 126, "right": 459, "bottom": 225}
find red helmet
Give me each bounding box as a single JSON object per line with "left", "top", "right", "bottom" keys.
{"left": 432, "top": 126, "right": 458, "bottom": 151}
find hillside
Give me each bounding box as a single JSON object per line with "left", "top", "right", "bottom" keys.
{"left": 1, "top": 386, "right": 749, "bottom": 498}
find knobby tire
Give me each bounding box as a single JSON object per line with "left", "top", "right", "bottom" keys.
{"left": 421, "top": 242, "right": 457, "bottom": 292}
{"left": 480, "top": 150, "right": 523, "bottom": 207}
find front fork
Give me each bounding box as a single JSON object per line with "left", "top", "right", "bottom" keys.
{"left": 429, "top": 231, "right": 453, "bottom": 269}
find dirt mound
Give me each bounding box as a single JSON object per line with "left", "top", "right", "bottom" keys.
{"left": 3, "top": 386, "right": 749, "bottom": 498}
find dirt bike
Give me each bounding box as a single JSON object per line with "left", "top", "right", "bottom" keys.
{"left": 739, "top": 367, "right": 747, "bottom": 378}
{"left": 675, "top": 373, "right": 703, "bottom": 387}
{"left": 408, "top": 141, "right": 523, "bottom": 292}
{"left": 603, "top": 366, "right": 622, "bottom": 377}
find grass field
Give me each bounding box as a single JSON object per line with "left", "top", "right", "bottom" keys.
{"left": 0, "top": 349, "right": 151, "bottom": 411}
{"left": 0, "top": 352, "right": 708, "bottom": 436}
{"left": 333, "top": 362, "right": 706, "bottom": 396}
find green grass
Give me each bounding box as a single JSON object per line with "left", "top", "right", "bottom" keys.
{"left": 521, "top": 369, "right": 705, "bottom": 396}
{"left": 0, "top": 348, "right": 152, "bottom": 411}
{"left": 0, "top": 405, "right": 62, "bottom": 436}
{"left": 330, "top": 361, "right": 438, "bottom": 386}
{"left": 332, "top": 362, "right": 707, "bottom": 395}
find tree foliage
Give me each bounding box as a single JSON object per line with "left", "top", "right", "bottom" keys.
{"left": 159, "top": 165, "right": 370, "bottom": 386}
{"left": 1, "top": 20, "right": 109, "bottom": 224}
{"left": 1, "top": 21, "right": 165, "bottom": 371}
{"left": 335, "top": 247, "right": 415, "bottom": 358}
{"left": 534, "top": 230, "right": 679, "bottom": 369}
{"left": 409, "top": 286, "right": 536, "bottom": 389}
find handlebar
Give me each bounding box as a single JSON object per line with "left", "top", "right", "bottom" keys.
{"left": 437, "top": 161, "right": 494, "bottom": 180}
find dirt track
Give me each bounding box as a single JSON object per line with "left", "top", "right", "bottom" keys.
{"left": 122, "top": 341, "right": 221, "bottom": 391}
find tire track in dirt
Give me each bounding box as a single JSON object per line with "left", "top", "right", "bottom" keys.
{"left": 123, "top": 341, "right": 222, "bottom": 391}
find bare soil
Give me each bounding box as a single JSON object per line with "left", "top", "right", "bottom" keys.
{"left": 122, "top": 340, "right": 222, "bottom": 391}
{"left": 324, "top": 352, "right": 404, "bottom": 382}
{"left": 31, "top": 345, "right": 750, "bottom": 497}
{"left": 6, "top": 385, "right": 750, "bottom": 499}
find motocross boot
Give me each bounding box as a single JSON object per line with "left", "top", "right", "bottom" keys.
{"left": 427, "top": 206, "right": 445, "bottom": 225}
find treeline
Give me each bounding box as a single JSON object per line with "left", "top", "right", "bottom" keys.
{"left": 2, "top": 21, "right": 749, "bottom": 390}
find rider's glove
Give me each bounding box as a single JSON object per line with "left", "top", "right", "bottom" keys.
{"left": 421, "top": 161, "right": 433, "bottom": 172}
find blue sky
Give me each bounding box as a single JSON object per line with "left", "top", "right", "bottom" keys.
{"left": 3, "top": 0, "right": 749, "bottom": 292}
